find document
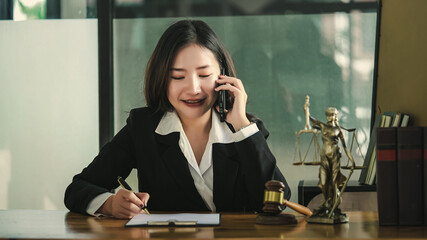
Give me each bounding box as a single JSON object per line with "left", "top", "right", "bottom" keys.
{"left": 125, "top": 213, "right": 221, "bottom": 227}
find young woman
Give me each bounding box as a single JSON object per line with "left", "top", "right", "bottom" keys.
{"left": 64, "top": 19, "right": 290, "bottom": 219}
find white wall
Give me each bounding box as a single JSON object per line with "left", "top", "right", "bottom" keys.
{"left": 0, "top": 19, "right": 99, "bottom": 210}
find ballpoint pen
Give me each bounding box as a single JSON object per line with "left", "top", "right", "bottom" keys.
{"left": 117, "top": 176, "right": 150, "bottom": 215}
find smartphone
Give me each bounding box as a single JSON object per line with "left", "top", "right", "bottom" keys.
{"left": 219, "top": 68, "right": 227, "bottom": 122}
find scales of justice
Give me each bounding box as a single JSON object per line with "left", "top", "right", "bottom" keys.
{"left": 293, "top": 95, "right": 364, "bottom": 224}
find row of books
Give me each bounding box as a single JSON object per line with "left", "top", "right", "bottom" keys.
{"left": 358, "top": 112, "right": 411, "bottom": 185}
{"left": 376, "top": 126, "right": 427, "bottom": 226}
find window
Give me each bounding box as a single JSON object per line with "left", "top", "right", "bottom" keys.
{"left": 111, "top": 0, "right": 378, "bottom": 204}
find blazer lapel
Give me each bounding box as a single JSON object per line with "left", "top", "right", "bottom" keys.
{"left": 212, "top": 143, "right": 239, "bottom": 210}
{"left": 155, "top": 132, "right": 207, "bottom": 209}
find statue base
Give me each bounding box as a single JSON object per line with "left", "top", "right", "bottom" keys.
{"left": 255, "top": 213, "right": 297, "bottom": 225}
{"left": 306, "top": 207, "right": 348, "bottom": 224}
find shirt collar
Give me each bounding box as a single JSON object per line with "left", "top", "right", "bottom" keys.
{"left": 155, "top": 110, "right": 234, "bottom": 144}
{"left": 155, "top": 110, "right": 183, "bottom": 135}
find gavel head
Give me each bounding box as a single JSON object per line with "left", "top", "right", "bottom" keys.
{"left": 262, "top": 180, "right": 285, "bottom": 215}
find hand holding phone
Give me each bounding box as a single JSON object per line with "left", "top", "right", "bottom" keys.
{"left": 216, "top": 69, "right": 251, "bottom": 131}
{"left": 219, "top": 68, "right": 227, "bottom": 122}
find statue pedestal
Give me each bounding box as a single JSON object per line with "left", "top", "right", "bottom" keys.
{"left": 306, "top": 207, "right": 348, "bottom": 224}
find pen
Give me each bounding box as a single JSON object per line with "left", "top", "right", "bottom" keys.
{"left": 117, "top": 176, "right": 150, "bottom": 215}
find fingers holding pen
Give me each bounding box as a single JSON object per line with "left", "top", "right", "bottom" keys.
{"left": 112, "top": 189, "right": 141, "bottom": 219}
{"left": 135, "top": 192, "right": 150, "bottom": 208}
{"left": 112, "top": 189, "right": 150, "bottom": 219}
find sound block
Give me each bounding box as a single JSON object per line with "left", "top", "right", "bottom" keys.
{"left": 255, "top": 213, "right": 297, "bottom": 225}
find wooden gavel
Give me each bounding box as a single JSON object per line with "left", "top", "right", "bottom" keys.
{"left": 263, "top": 180, "right": 312, "bottom": 217}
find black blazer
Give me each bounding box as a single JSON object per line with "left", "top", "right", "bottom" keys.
{"left": 64, "top": 107, "right": 290, "bottom": 214}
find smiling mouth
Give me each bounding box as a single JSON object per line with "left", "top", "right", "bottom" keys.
{"left": 183, "top": 99, "right": 204, "bottom": 104}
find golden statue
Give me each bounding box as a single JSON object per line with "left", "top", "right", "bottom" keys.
{"left": 296, "top": 95, "right": 362, "bottom": 224}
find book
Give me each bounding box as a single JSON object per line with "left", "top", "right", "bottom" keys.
{"left": 424, "top": 127, "right": 427, "bottom": 226}
{"left": 364, "top": 145, "right": 376, "bottom": 185}
{"left": 383, "top": 112, "right": 396, "bottom": 126}
{"left": 381, "top": 114, "right": 393, "bottom": 128}
{"left": 367, "top": 158, "right": 376, "bottom": 185}
{"left": 400, "top": 114, "right": 410, "bottom": 127}
{"left": 364, "top": 113, "right": 393, "bottom": 185}
{"left": 376, "top": 127, "right": 398, "bottom": 225}
{"left": 397, "top": 127, "right": 423, "bottom": 225}
{"left": 359, "top": 114, "right": 382, "bottom": 184}
{"left": 391, "top": 113, "right": 401, "bottom": 127}
{"left": 125, "top": 213, "right": 221, "bottom": 227}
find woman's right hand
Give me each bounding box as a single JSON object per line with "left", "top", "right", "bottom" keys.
{"left": 98, "top": 189, "right": 150, "bottom": 219}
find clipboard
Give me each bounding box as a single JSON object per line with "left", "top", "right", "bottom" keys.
{"left": 125, "top": 213, "right": 221, "bottom": 227}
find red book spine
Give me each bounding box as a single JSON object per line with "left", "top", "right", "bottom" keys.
{"left": 397, "top": 127, "right": 424, "bottom": 226}
{"left": 376, "top": 127, "right": 398, "bottom": 225}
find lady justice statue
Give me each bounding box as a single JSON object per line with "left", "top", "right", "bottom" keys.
{"left": 302, "top": 96, "right": 356, "bottom": 224}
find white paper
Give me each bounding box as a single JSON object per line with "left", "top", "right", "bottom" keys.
{"left": 126, "top": 213, "right": 220, "bottom": 226}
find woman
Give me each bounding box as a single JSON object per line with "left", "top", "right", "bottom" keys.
{"left": 64, "top": 19, "right": 289, "bottom": 219}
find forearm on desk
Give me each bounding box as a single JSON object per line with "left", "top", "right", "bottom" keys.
{"left": 87, "top": 192, "right": 113, "bottom": 216}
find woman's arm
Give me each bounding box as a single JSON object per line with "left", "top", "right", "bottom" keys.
{"left": 216, "top": 75, "right": 289, "bottom": 211}
{"left": 233, "top": 120, "right": 290, "bottom": 212}
{"left": 64, "top": 110, "right": 149, "bottom": 218}
{"left": 64, "top": 124, "right": 136, "bottom": 214}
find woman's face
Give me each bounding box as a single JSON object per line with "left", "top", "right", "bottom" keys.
{"left": 168, "top": 44, "right": 220, "bottom": 122}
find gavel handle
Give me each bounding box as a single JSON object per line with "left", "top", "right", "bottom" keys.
{"left": 283, "top": 199, "right": 312, "bottom": 217}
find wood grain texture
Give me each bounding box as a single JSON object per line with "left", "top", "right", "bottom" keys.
{"left": 1, "top": 210, "right": 427, "bottom": 239}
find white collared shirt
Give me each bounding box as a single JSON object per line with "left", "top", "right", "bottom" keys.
{"left": 86, "top": 110, "right": 259, "bottom": 215}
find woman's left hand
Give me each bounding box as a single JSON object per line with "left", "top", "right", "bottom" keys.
{"left": 215, "top": 74, "right": 251, "bottom": 131}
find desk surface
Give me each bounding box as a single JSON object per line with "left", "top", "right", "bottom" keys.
{"left": 1, "top": 210, "right": 426, "bottom": 239}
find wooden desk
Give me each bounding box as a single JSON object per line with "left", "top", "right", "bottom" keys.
{"left": 1, "top": 210, "right": 427, "bottom": 239}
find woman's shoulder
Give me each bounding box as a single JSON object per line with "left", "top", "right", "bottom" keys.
{"left": 129, "top": 106, "right": 155, "bottom": 116}
{"left": 129, "top": 107, "right": 164, "bottom": 117}
{"left": 127, "top": 107, "right": 164, "bottom": 128}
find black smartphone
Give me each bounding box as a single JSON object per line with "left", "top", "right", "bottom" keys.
{"left": 219, "top": 68, "right": 227, "bottom": 122}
